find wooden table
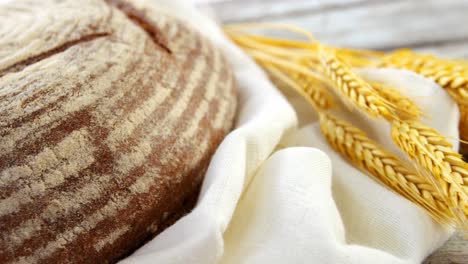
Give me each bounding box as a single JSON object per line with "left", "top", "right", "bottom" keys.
{"left": 197, "top": 0, "right": 468, "bottom": 263}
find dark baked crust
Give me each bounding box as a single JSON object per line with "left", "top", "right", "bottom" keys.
{"left": 0, "top": 0, "right": 237, "bottom": 263}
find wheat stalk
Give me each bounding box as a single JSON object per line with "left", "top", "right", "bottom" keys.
{"left": 319, "top": 49, "right": 397, "bottom": 120}
{"left": 370, "top": 82, "right": 422, "bottom": 120}
{"left": 380, "top": 50, "right": 468, "bottom": 106}
{"left": 264, "top": 64, "right": 335, "bottom": 111}
{"left": 391, "top": 119, "right": 468, "bottom": 212}
{"left": 319, "top": 111, "right": 453, "bottom": 223}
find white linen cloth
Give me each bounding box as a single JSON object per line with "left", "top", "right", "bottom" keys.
{"left": 121, "top": 0, "right": 459, "bottom": 263}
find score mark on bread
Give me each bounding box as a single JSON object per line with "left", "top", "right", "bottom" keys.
{"left": 105, "top": 0, "right": 172, "bottom": 54}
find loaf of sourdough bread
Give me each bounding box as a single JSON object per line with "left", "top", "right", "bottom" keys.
{"left": 0, "top": 0, "right": 237, "bottom": 263}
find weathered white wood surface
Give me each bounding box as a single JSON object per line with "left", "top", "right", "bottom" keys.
{"left": 197, "top": 0, "right": 468, "bottom": 263}
{"left": 202, "top": 0, "right": 468, "bottom": 57}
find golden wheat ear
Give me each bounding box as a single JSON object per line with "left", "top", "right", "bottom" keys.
{"left": 368, "top": 81, "right": 423, "bottom": 120}
{"left": 319, "top": 111, "right": 455, "bottom": 225}
{"left": 380, "top": 50, "right": 468, "bottom": 107}
{"left": 318, "top": 48, "right": 397, "bottom": 120}
{"left": 391, "top": 119, "right": 468, "bottom": 225}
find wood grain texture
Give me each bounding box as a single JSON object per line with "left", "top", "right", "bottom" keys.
{"left": 0, "top": 0, "right": 237, "bottom": 263}
{"left": 204, "top": 0, "right": 374, "bottom": 23}
{"left": 202, "top": 0, "right": 468, "bottom": 56}
{"left": 199, "top": 0, "right": 468, "bottom": 263}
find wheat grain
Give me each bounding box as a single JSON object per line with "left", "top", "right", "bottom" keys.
{"left": 319, "top": 111, "right": 453, "bottom": 222}
{"left": 319, "top": 49, "right": 396, "bottom": 119}
{"left": 370, "top": 82, "right": 422, "bottom": 120}
{"left": 391, "top": 119, "right": 468, "bottom": 212}
{"left": 289, "top": 71, "right": 335, "bottom": 110}
{"left": 381, "top": 50, "right": 468, "bottom": 106}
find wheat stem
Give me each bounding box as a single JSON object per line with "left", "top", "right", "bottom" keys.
{"left": 246, "top": 49, "right": 328, "bottom": 84}
{"left": 265, "top": 64, "right": 334, "bottom": 111}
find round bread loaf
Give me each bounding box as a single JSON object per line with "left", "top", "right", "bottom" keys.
{"left": 0, "top": 0, "right": 237, "bottom": 263}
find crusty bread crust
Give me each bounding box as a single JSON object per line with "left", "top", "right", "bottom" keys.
{"left": 0, "top": 0, "right": 237, "bottom": 263}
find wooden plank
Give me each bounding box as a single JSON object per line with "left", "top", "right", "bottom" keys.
{"left": 424, "top": 233, "right": 468, "bottom": 264}
{"left": 205, "top": 0, "right": 468, "bottom": 51}
{"left": 416, "top": 41, "right": 468, "bottom": 59}
{"left": 199, "top": 0, "right": 378, "bottom": 23}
